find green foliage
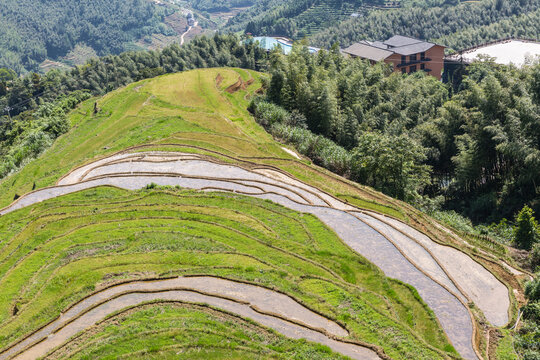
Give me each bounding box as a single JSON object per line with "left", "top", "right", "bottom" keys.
{"left": 514, "top": 206, "right": 539, "bottom": 250}
{"left": 351, "top": 132, "right": 430, "bottom": 201}
{"left": 532, "top": 244, "right": 540, "bottom": 271}
{"left": 310, "top": 0, "right": 540, "bottom": 48}
{"left": 0, "top": 68, "right": 15, "bottom": 82}
{"left": 0, "top": 90, "right": 91, "bottom": 179}
{"left": 0, "top": 0, "right": 173, "bottom": 73}
{"left": 518, "top": 276, "right": 540, "bottom": 358}
{"left": 260, "top": 45, "right": 440, "bottom": 201}
{"left": 228, "top": 0, "right": 363, "bottom": 39}
{"left": 189, "top": 0, "right": 255, "bottom": 12}
{"left": 270, "top": 123, "right": 353, "bottom": 175}
{"left": 526, "top": 277, "right": 540, "bottom": 302}
{"left": 0, "top": 34, "right": 267, "bottom": 117}
{"left": 254, "top": 43, "right": 540, "bottom": 217}
{"left": 437, "top": 9, "right": 540, "bottom": 52}
{"left": 249, "top": 98, "right": 291, "bottom": 127}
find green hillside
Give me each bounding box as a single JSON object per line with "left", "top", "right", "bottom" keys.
{"left": 0, "top": 0, "right": 173, "bottom": 73}
{"left": 0, "top": 68, "right": 524, "bottom": 359}
{"left": 309, "top": 0, "right": 540, "bottom": 48}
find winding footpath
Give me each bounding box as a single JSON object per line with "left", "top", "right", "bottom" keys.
{"left": 0, "top": 151, "right": 512, "bottom": 360}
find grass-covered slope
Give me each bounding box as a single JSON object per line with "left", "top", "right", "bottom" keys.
{"left": 0, "top": 187, "right": 450, "bottom": 359}
{"left": 0, "top": 68, "right": 523, "bottom": 359}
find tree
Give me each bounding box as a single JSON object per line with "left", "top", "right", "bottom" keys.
{"left": 0, "top": 68, "right": 16, "bottom": 82}
{"left": 514, "top": 205, "right": 539, "bottom": 250}
{"left": 350, "top": 132, "right": 430, "bottom": 201}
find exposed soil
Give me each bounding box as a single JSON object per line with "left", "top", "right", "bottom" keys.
{"left": 215, "top": 73, "right": 223, "bottom": 87}
{"left": 225, "top": 76, "right": 252, "bottom": 93}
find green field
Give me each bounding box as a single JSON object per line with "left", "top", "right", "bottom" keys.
{"left": 0, "top": 187, "right": 455, "bottom": 359}
{"left": 0, "top": 67, "right": 518, "bottom": 359}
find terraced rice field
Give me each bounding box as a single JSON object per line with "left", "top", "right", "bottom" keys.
{"left": 0, "top": 68, "right": 523, "bottom": 359}
{"left": 0, "top": 188, "right": 444, "bottom": 359}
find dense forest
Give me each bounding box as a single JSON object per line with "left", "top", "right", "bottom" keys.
{"left": 437, "top": 9, "right": 540, "bottom": 52}
{"left": 310, "top": 0, "right": 540, "bottom": 49}
{"left": 188, "top": 0, "right": 255, "bottom": 12}
{"left": 226, "top": 0, "right": 363, "bottom": 38}
{"left": 0, "top": 0, "right": 174, "bottom": 74}
{"left": 251, "top": 44, "right": 540, "bottom": 223}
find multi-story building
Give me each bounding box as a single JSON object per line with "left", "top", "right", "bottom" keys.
{"left": 343, "top": 35, "right": 445, "bottom": 80}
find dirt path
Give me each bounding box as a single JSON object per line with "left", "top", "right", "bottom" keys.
{"left": 281, "top": 146, "right": 301, "bottom": 159}
{"left": 1, "top": 277, "right": 380, "bottom": 360}
{"left": 180, "top": 21, "right": 197, "bottom": 45}
{"left": 0, "top": 151, "right": 513, "bottom": 359}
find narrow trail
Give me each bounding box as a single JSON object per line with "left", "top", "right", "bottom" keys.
{"left": 180, "top": 21, "right": 197, "bottom": 45}
{"left": 0, "top": 151, "right": 512, "bottom": 360}
{"left": 1, "top": 276, "right": 380, "bottom": 360}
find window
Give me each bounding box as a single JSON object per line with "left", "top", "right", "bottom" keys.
{"left": 409, "top": 65, "right": 417, "bottom": 73}
{"left": 409, "top": 54, "right": 417, "bottom": 62}
{"left": 420, "top": 63, "right": 425, "bottom": 70}
{"left": 401, "top": 55, "right": 406, "bottom": 64}
{"left": 401, "top": 67, "right": 407, "bottom": 74}
{"left": 420, "top": 52, "right": 426, "bottom": 60}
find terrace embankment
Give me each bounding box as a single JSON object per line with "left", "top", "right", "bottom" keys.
{"left": 3, "top": 276, "right": 380, "bottom": 360}
{"left": 1, "top": 150, "right": 512, "bottom": 360}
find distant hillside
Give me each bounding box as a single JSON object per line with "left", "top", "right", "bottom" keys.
{"left": 188, "top": 0, "right": 255, "bottom": 12}
{"left": 225, "top": 0, "right": 364, "bottom": 38}
{"left": 220, "top": 0, "right": 539, "bottom": 50}
{"left": 222, "top": 0, "right": 472, "bottom": 39}
{"left": 435, "top": 8, "right": 540, "bottom": 52}
{"left": 309, "top": 0, "right": 540, "bottom": 48}
{"left": 0, "top": 0, "right": 173, "bottom": 73}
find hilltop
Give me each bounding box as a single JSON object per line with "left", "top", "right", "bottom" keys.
{"left": 0, "top": 68, "right": 528, "bottom": 359}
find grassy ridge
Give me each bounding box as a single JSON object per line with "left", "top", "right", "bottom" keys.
{"left": 0, "top": 187, "right": 452, "bottom": 359}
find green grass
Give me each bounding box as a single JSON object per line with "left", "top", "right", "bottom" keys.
{"left": 336, "top": 194, "right": 407, "bottom": 221}
{"left": 495, "top": 329, "right": 519, "bottom": 360}
{"left": 0, "top": 187, "right": 453, "bottom": 359}
{"left": 0, "top": 67, "right": 403, "bottom": 222}
{"left": 48, "top": 303, "right": 350, "bottom": 359}
{"left": 0, "top": 67, "right": 512, "bottom": 357}
{"left": 0, "top": 67, "right": 483, "bottom": 264}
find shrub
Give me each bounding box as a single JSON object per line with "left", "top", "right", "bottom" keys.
{"left": 531, "top": 244, "right": 540, "bottom": 271}
{"left": 0, "top": 92, "right": 90, "bottom": 180}
{"left": 523, "top": 302, "right": 540, "bottom": 323}
{"left": 525, "top": 277, "right": 540, "bottom": 302}
{"left": 269, "top": 123, "right": 352, "bottom": 176}
{"left": 250, "top": 99, "right": 289, "bottom": 128}
{"left": 514, "top": 205, "right": 539, "bottom": 250}
{"left": 145, "top": 182, "right": 158, "bottom": 189}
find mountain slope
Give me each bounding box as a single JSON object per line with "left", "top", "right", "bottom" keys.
{"left": 0, "top": 0, "right": 171, "bottom": 73}
{"left": 0, "top": 68, "right": 524, "bottom": 359}
{"left": 309, "top": 0, "right": 540, "bottom": 48}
